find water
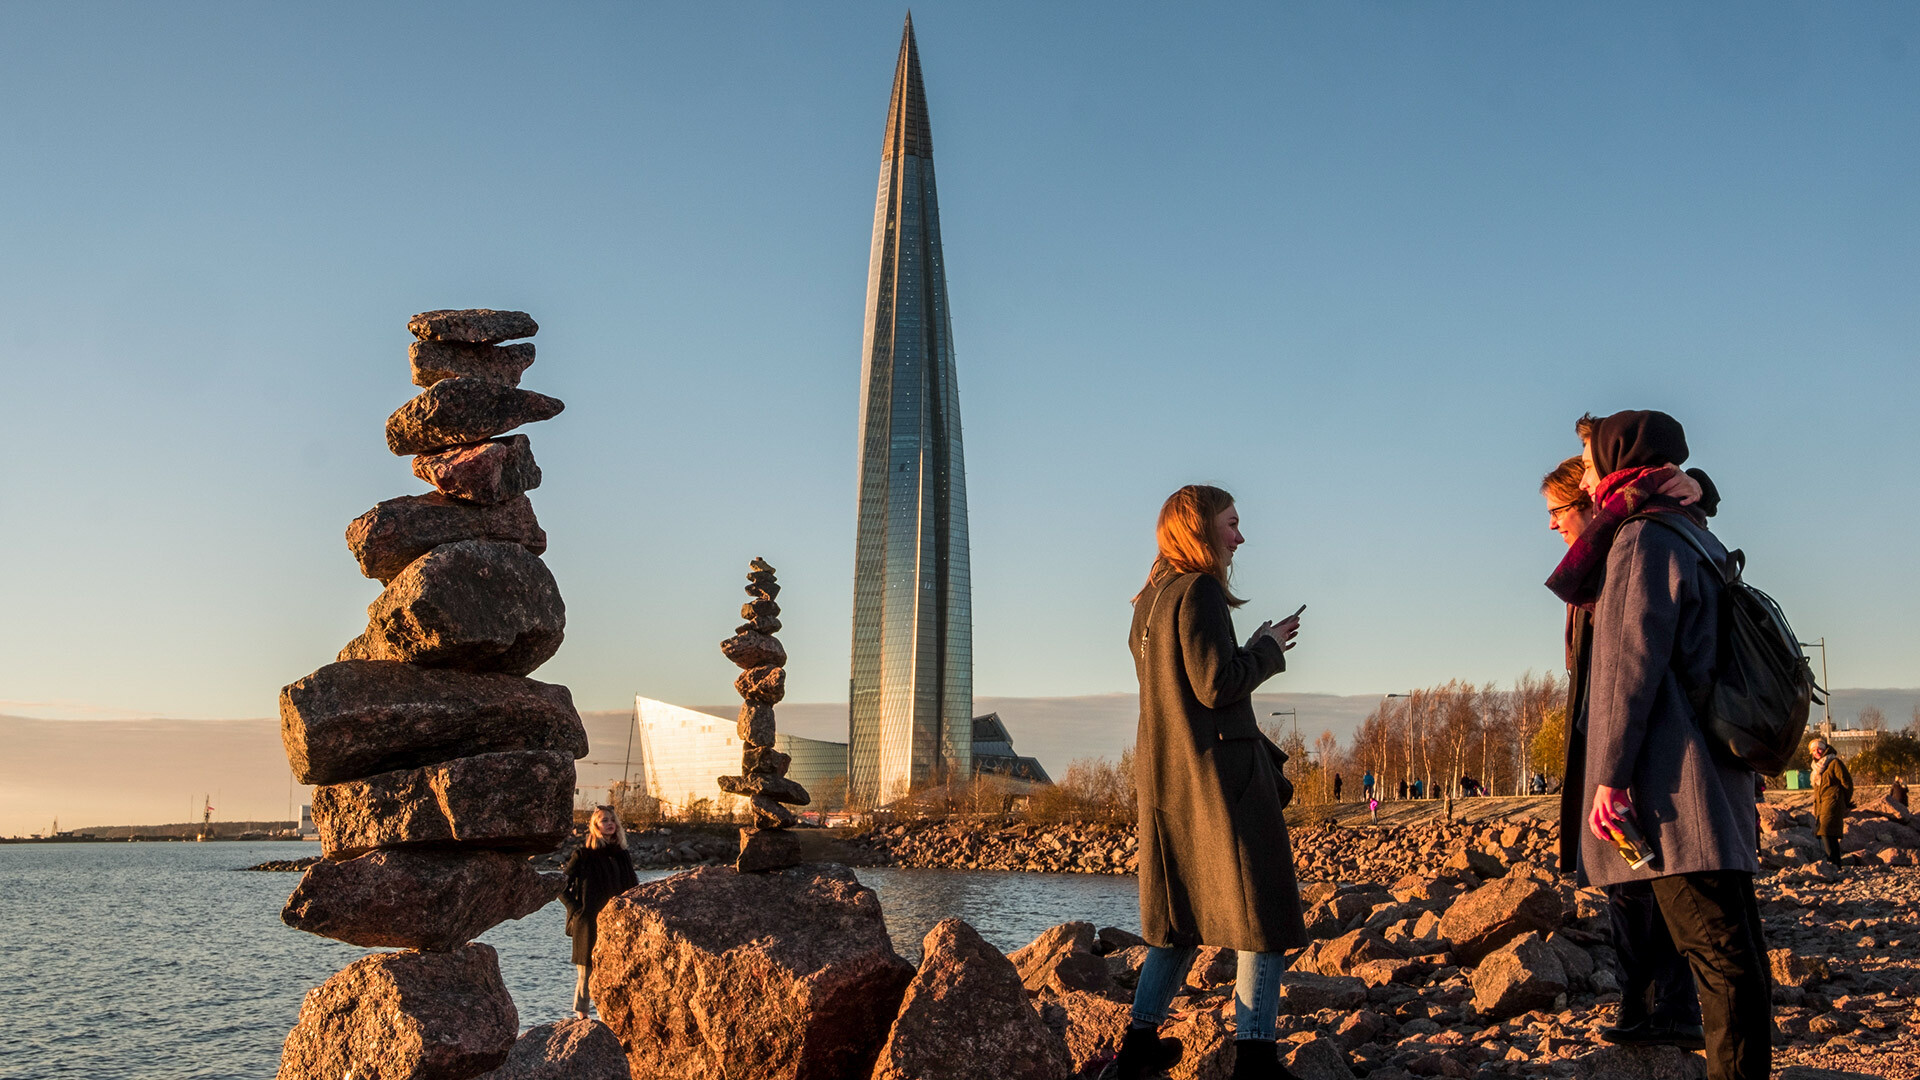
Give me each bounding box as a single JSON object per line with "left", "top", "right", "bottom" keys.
{"left": 0, "top": 843, "right": 1139, "bottom": 1079}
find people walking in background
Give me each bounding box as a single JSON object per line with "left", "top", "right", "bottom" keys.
{"left": 1362, "top": 772, "right": 1375, "bottom": 801}
{"left": 562, "top": 805, "right": 638, "bottom": 1020}
{"left": 1552, "top": 410, "right": 1769, "bottom": 1080}
{"left": 1332, "top": 774, "right": 1343, "bottom": 801}
{"left": 1811, "top": 738, "right": 1854, "bottom": 866}
{"left": 1118, "top": 484, "right": 1308, "bottom": 1080}
{"left": 1399, "top": 779, "right": 1409, "bottom": 800}
{"left": 1890, "top": 777, "right": 1910, "bottom": 812}
{"left": 1541, "top": 452, "right": 1704, "bottom": 1050}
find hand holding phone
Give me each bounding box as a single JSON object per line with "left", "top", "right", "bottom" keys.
{"left": 1268, "top": 604, "right": 1305, "bottom": 651}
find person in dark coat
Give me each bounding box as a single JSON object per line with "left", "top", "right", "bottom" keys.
{"left": 1542, "top": 453, "right": 1700, "bottom": 1050}
{"left": 1550, "top": 410, "right": 1770, "bottom": 1080}
{"left": 561, "top": 805, "right": 638, "bottom": 1019}
{"left": 1810, "top": 738, "right": 1854, "bottom": 865}
{"left": 1332, "top": 774, "right": 1342, "bottom": 801}
{"left": 1112, "top": 484, "right": 1307, "bottom": 1080}
{"left": 1889, "top": 777, "right": 1910, "bottom": 812}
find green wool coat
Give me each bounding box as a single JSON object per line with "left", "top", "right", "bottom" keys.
{"left": 1130, "top": 572, "right": 1308, "bottom": 953}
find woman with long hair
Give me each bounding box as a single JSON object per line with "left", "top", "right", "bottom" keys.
{"left": 1109, "top": 484, "right": 1307, "bottom": 1080}
{"left": 561, "top": 805, "right": 638, "bottom": 1019}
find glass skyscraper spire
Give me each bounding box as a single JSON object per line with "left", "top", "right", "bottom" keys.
{"left": 849, "top": 16, "right": 972, "bottom": 807}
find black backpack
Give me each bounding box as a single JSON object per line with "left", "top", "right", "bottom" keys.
{"left": 1633, "top": 515, "right": 1820, "bottom": 774}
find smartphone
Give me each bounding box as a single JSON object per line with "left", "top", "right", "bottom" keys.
{"left": 1289, "top": 604, "right": 1307, "bottom": 619}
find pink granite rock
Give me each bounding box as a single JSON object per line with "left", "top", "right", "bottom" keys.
{"left": 276, "top": 943, "right": 516, "bottom": 1080}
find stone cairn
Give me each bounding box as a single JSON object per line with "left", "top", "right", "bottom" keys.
{"left": 274, "top": 309, "right": 584, "bottom": 1080}
{"left": 716, "top": 558, "right": 812, "bottom": 871}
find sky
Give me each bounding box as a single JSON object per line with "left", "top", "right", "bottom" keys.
{"left": 1, "top": 3, "right": 1915, "bottom": 724}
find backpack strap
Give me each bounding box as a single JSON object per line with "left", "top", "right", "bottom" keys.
{"left": 1623, "top": 512, "right": 1732, "bottom": 720}
{"left": 1137, "top": 572, "right": 1200, "bottom": 662}
{"left": 1626, "top": 512, "right": 1742, "bottom": 586}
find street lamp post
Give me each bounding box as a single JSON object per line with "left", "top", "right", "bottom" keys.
{"left": 1386, "top": 693, "right": 1414, "bottom": 799}
{"left": 1797, "top": 638, "right": 1832, "bottom": 737}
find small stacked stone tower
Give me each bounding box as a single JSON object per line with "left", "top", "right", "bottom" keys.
{"left": 274, "top": 310, "right": 583, "bottom": 1079}
{"left": 717, "top": 557, "right": 812, "bottom": 870}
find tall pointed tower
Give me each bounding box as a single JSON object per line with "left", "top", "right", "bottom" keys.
{"left": 849, "top": 15, "right": 972, "bottom": 807}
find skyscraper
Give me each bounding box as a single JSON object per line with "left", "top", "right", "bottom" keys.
{"left": 849, "top": 16, "right": 972, "bottom": 806}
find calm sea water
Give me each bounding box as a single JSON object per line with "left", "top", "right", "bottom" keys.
{"left": 0, "top": 842, "right": 1138, "bottom": 1080}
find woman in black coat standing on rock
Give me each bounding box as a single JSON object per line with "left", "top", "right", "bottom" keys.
{"left": 1108, "top": 485, "right": 1307, "bottom": 1080}
{"left": 562, "top": 805, "right": 638, "bottom": 1019}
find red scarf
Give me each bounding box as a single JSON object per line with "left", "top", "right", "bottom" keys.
{"left": 1545, "top": 466, "right": 1700, "bottom": 606}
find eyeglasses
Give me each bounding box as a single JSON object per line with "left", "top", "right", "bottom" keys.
{"left": 1548, "top": 500, "right": 1587, "bottom": 523}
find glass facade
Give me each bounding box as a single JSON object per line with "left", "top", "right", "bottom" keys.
{"left": 633, "top": 696, "right": 849, "bottom": 813}
{"left": 850, "top": 18, "right": 973, "bottom": 807}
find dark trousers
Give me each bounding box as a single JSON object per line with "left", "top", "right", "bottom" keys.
{"left": 1822, "top": 835, "right": 1843, "bottom": 865}
{"left": 1650, "top": 871, "right": 1772, "bottom": 1080}
{"left": 1606, "top": 880, "right": 1699, "bottom": 1025}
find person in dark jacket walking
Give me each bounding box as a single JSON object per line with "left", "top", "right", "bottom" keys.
{"left": 1550, "top": 410, "right": 1770, "bottom": 1080}
{"left": 561, "top": 805, "right": 638, "bottom": 1019}
{"left": 1109, "top": 484, "right": 1307, "bottom": 1080}
{"left": 1810, "top": 738, "right": 1854, "bottom": 865}
{"left": 1543, "top": 453, "right": 1701, "bottom": 1050}
{"left": 1332, "top": 774, "right": 1342, "bottom": 801}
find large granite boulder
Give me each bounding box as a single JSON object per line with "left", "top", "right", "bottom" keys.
{"left": 1037, "top": 990, "right": 1131, "bottom": 1080}
{"left": 1162, "top": 1001, "right": 1235, "bottom": 1080}
{"left": 478, "top": 1019, "right": 631, "bottom": 1080}
{"left": 312, "top": 749, "right": 574, "bottom": 858}
{"left": 410, "top": 308, "right": 539, "bottom": 344}
{"left": 281, "top": 660, "right": 585, "bottom": 785}
{"left": 412, "top": 435, "right": 541, "bottom": 505}
{"left": 386, "top": 377, "right": 564, "bottom": 455}
{"left": 1437, "top": 866, "right": 1563, "bottom": 964}
{"left": 1009, "top": 921, "right": 1117, "bottom": 998}
{"left": 348, "top": 493, "right": 547, "bottom": 584}
{"left": 339, "top": 540, "right": 564, "bottom": 676}
{"left": 277, "top": 943, "right": 516, "bottom": 1080}
{"left": 591, "top": 864, "right": 913, "bottom": 1080}
{"left": 1568, "top": 1044, "right": 1706, "bottom": 1079}
{"left": 870, "top": 918, "right": 1072, "bottom": 1080}
{"left": 1470, "top": 931, "right": 1568, "bottom": 1019}
{"left": 282, "top": 848, "right": 561, "bottom": 950}
{"left": 412, "top": 340, "right": 537, "bottom": 388}
{"left": 1276, "top": 971, "right": 1367, "bottom": 1015}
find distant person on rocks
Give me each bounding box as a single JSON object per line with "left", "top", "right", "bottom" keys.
{"left": 1551, "top": 409, "right": 1768, "bottom": 1080}
{"left": 1120, "top": 484, "right": 1308, "bottom": 1080}
{"left": 561, "top": 806, "right": 638, "bottom": 1020}
{"left": 1542, "top": 452, "right": 1702, "bottom": 1051}
{"left": 1889, "top": 777, "right": 1909, "bottom": 812}
{"left": 1332, "top": 774, "right": 1343, "bottom": 801}
{"left": 1811, "top": 738, "right": 1854, "bottom": 865}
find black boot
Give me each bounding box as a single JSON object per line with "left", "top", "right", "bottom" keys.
{"left": 1230, "top": 1039, "right": 1301, "bottom": 1080}
{"left": 1099, "top": 1024, "right": 1184, "bottom": 1080}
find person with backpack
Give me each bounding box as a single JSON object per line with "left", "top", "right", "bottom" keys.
{"left": 1542, "top": 453, "right": 1702, "bottom": 1051}
{"left": 1114, "top": 484, "right": 1308, "bottom": 1080}
{"left": 1810, "top": 738, "right": 1854, "bottom": 865}
{"left": 1547, "top": 409, "right": 1772, "bottom": 1080}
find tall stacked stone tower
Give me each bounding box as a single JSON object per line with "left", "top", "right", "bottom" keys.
{"left": 275, "top": 309, "right": 583, "bottom": 1079}
{"left": 716, "top": 557, "right": 811, "bottom": 871}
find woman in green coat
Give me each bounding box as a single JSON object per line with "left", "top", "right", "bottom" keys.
{"left": 1810, "top": 738, "right": 1854, "bottom": 865}
{"left": 1107, "top": 485, "right": 1307, "bottom": 1080}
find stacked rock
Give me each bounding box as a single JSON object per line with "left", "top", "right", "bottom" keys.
{"left": 716, "top": 558, "right": 812, "bottom": 872}
{"left": 274, "top": 309, "right": 584, "bottom": 1080}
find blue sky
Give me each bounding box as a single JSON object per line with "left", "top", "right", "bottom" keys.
{"left": 1, "top": 3, "right": 1914, "bottom": 720}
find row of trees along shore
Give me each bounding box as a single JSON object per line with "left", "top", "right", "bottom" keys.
{"left": 605, "top": 679, "right": 1920, "bottom": 827}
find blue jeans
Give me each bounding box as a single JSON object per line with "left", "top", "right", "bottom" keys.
{"left": 1130, "top": 945, "right": 1287, "bottom": 1042}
